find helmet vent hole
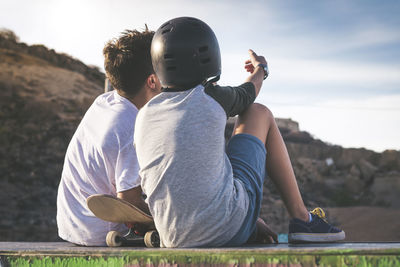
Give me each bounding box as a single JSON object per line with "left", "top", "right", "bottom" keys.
{"left": 199, "top": 46, "right": 208, "bottom": 53}
{"left": 162, "top": 28, "right": 172, "bottom": 34}
{"left": 167, "top": 66, "right": 177, "bottom": 71}
{"left": 164, "top": 54, "right": 174, "bottom": 59}
{"left": 201, "top": 58, "right": 211, "bottom": 64}
{"left": 161, "top": 22, "right": 170, "bottom": 28}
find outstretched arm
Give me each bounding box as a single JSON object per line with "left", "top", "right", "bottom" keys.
{"left": 204, "top": 49, "right": 268, "bottom": 117}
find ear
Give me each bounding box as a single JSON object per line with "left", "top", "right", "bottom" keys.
{"left": 146, "top": 74, "right": 157, "bottom": 89}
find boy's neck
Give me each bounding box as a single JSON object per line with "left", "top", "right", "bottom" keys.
{"left": 116, "top": 89, "right": 143, "bottom": 109}
{"left": 118, "top": 85, "right": 159, "bottom": 110}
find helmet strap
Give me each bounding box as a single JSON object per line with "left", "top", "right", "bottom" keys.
{"left": 203, "top": 75, "right": 220, "bottom": 86}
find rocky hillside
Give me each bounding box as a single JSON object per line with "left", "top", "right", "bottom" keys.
{"left": 1, "top": 29, "right": 399, "bottom": 242}
{"left": 0, "top": 29, "right": 104, "bottom": 241}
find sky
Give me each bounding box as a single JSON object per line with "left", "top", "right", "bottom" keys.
{"left": 1, "top": 0, "right": 399, "bottom": 152}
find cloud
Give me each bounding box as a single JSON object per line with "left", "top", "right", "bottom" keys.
{"left": 271, "top": 58, "right": 400, "bottom": 87}
{"left": 220, "top": 53, "right": 400, "bottom": 94}
{"left": 264, "top": 94, "right": 400, "bottom": 152}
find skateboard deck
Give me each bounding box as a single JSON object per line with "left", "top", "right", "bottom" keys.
{"left": 87, "top": 194, "right": 153, "bottom": 225}
{"left": 86, "top": 194, "right": 159, "bottom": 247}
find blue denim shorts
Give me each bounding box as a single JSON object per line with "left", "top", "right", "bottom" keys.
{"left": 223, "top": 133, "right": 267, "bottom": 246}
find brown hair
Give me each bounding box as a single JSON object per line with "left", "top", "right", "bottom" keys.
{"left": 103, "top": 28, "right": 154, "bottom": 97}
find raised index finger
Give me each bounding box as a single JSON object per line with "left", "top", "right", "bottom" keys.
{"left": 248, "top": 49, "right": 257, "bottom": 57}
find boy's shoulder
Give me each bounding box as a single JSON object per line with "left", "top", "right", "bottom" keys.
{"left": 204, "top": 82, "right": 256, "bottom": 117}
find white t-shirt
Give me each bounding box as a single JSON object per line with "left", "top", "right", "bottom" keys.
{"left": 57, "top": 91, "right": 140, "bottom": 246}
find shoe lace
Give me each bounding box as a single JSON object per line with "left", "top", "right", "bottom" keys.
{"left": 310, "top": 207, "right": 327, "bottom": 221}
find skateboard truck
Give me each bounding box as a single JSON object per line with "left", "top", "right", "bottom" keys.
{"left": 106, "top": 228, "right": 160, "bottom": 248}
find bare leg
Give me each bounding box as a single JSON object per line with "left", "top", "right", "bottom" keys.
{"left": 233, "top": 103, "right": 309, "bottom": 222}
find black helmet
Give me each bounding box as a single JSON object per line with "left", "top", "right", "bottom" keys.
{"left": 151, "top": 17, "right": 221, "bottom": 88}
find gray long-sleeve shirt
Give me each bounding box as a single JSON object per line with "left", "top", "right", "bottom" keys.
{"left": 134, "top": 82, "right": 256, "bottom": 247}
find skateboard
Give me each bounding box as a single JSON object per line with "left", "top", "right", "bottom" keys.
{"left": 86, "top": 194, "right": 160, "bottom": 248}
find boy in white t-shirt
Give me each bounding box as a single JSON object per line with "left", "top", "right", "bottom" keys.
{"left": 56, "top": 29, "right": 162, "bottom": 246}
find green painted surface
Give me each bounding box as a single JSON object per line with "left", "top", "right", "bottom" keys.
{"left": 5, "top": 254, "right": 400, "bottom": 267}
{"left": 2, "top": 242, "right": 400, "bottom": 266}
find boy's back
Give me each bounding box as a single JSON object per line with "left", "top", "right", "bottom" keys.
{"left": 135, "top": 84, "right": 250, "bottom": 247}
{"left": 57, "top": 91, "right": 140, "bottom": 246}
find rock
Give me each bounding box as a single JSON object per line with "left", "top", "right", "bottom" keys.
{"left": 343, "top": 174, "right": 365, "bottom": 196}
{"left": 294, "top": 157, "right": 324, "bottom": 185}
{"left": 349, "top": 164, "right": 361, "bottom": 177}
{"left": 284, "top": 131, "right": 314, "bottom": 144}
{"left": 276, "top": 118, "right": 299, "bottom": 134}
{"left": 335, "top": 148, "right": 377, "bottom": 170}
{"left": 370, "top": 172, "right": 400, "bottom": 207}
{"left": 357, "top": 159, "right": 377, "bottom": 183}
{"left": 379, "top": 150, "right": 400, "bottom": 171}
{"left": 0, "top": 28, "right": 19, "bottom": 42}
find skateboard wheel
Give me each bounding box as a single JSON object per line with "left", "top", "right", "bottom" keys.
{"left": 106, "top": 231, "right": 123, "bottom": 247}
{"left": 144, "top": 230, "right": 160, "bottom": 248}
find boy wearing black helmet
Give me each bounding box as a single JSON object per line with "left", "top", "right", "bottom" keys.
{"left": 135, "top": 17, "right": 345, "bottom": 247}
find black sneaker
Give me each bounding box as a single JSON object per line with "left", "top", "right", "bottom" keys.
{"left": 288, "top": 207, "right": 345, "bottom": 243}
